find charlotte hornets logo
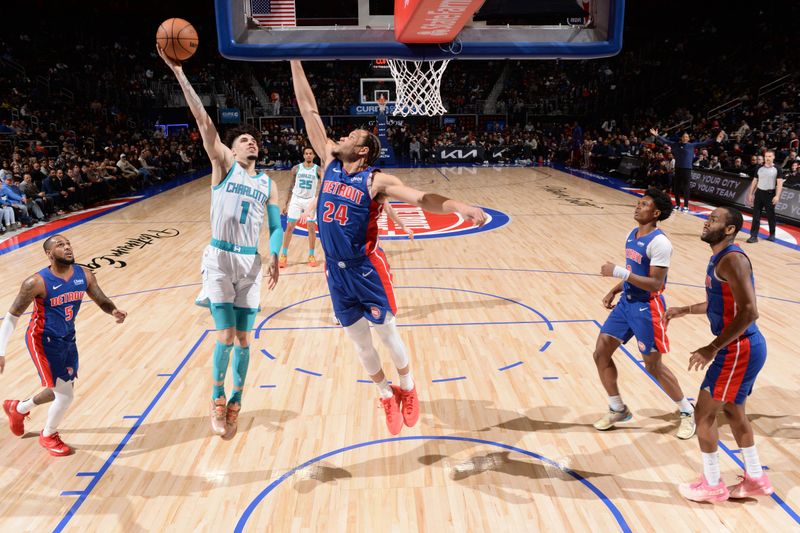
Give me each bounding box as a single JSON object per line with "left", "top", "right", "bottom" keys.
{"left": 293, "top": 203, "right": 510, "bottom": 240}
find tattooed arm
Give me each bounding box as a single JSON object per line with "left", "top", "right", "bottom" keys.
{"left": 0, "top": 274, "right": 45, "bottom": 372}
{"left": 156, "top": 45, "right": 233, "bottom": 185}
{"left": 84, "top": 270, "right": 127, "bottom": 323}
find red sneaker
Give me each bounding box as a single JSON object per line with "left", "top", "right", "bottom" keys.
{"left": 3, "top": 399, "right": 29, "bottom": 437}
{"left": 39, "top": 431, "right": 73, "bottom": 457}
{"left": 728, "top": 473, "right": 774, "bottom": 498}
{"left": 394, "top": 385, "right": 420, "bottom": 427}
{"left": 380, "top": 391, "right": 403, "bottom": 435}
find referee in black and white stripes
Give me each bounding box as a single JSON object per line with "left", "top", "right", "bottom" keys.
{"left": 746, "top": 149, "right": 784, "bottom": 243}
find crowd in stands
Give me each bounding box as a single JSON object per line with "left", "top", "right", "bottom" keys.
{"left": 3, "top": 2, "right": 800, "bottom": 238}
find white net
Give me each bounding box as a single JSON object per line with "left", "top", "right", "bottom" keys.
{"left": 387, "top": 59, "right": 451, "bottom": 116}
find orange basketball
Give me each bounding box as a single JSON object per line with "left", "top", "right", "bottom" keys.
{"left": 156, "top": 18, "right": 198, "bottom": 62}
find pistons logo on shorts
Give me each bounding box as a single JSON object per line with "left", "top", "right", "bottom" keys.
{"left": 371, "top": 306, "right": 381, "bottom": 319}
{"left": 638, "top": 341, "right": 646, "bottom": 353}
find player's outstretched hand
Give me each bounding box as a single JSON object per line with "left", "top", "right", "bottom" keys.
{"left": 461, "top": 205, "right": 487, "bottom": 227}
{"left": 112, "top": 309, "right": 127, "bottom": 324}
{"left": 267, "top": 254, "right": 280, "bottom": 290}
{"left": 649, "top": 128, "right": 659, "bottom": 137}
{"left": 156, "top": 45, "right": 181, "bottom": 71}
{"left": 663, "top": 306, "right": 687, "bottom": 325}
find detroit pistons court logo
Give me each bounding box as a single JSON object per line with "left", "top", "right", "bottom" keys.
{"left": 294, "top": 203, "right": 510, "bottom": 240}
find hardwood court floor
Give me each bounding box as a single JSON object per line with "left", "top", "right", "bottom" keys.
{"left": 0, "top": 166, "right": 797, "bottom": 532}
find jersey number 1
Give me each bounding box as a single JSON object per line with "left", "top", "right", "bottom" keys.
{"left": 239, "top": 201, "right": 250, "bottom": 224}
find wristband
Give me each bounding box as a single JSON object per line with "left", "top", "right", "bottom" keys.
{"left": 612, "top": 265, "right": 630, "bottom": 281}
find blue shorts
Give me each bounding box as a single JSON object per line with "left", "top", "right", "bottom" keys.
{"left": 701, "top": 333, "right": 766, "bottom": 404}
{"left": 26, "top": 333, "right": 79, "bottom": 388}
{"left": 326, "top": 250, "right": 397, "bottom": 327}
{"left": 600, "top": 295, "right": 670, "bottom": 355}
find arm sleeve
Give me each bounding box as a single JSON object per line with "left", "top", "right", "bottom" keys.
{"left": 0, "top": 313, "right": 20, "bottom": 357}
{"left": 647, "top": 234, "right": 672, "bottom": 268}
{"left": 267, "top": 203, "right": 284, "bottom": 257}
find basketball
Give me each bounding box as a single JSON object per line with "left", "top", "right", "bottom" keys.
{"left": 156, "top": 18, "right": 198, "bottom": 62}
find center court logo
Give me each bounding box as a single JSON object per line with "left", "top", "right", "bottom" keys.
{"left": 294, "top": 203, "right": 510, "bottom": 240}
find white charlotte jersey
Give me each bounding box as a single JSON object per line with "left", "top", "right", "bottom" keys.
{"left": 210, "top": 162, "right": 272, "bottom": 251}
{"left": 291, "top": 163, "right": 319, "bottom": 200}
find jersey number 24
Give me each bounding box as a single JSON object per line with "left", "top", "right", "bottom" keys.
{"left": 322, "top": 202, "right": 349, "bottom": 225}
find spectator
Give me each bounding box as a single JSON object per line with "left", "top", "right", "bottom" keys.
{"left": 651, "top": 128, "right": 725, "bottom": 212}
{"left": 1, "top": 176, "right": 44, "bottom": 224}
{"left": 19, "top": 172, "right": 54, "bottom": 217}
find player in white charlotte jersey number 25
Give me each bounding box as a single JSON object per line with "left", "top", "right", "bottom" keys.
{"left": 280, "top": 146, "right": 322, "bottom": 268}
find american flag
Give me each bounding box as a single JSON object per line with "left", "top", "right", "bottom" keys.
{"left": 251, "top": 0, "right": 296, "bottom": 27}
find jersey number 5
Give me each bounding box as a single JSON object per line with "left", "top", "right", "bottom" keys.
{"left": 65, "top": 306, "right": 74, "bottom": 321}
{"left": 322, "top": 202, "right": 349, "bottom": 225}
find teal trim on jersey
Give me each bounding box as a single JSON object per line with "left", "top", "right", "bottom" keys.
{"left": 212, "top": 163, "right": 238, "bottom": 191}
{"left": 210, "top": 303, "right": 236, "bottom": 330}
{"left": 267, "top": 204, "right": 283, "bottom": 256}
{"left": 210, "top": 238, "right": 258, "bottom": 255}
{"left": 233, "top": 306, "right": 259, "bottom": 332}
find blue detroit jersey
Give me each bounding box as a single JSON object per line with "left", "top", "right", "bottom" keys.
{"left": 317, "top": 159, "right": 382, "bottom": 261}
{"left": 623, "top": 228, "right": 667, "bottom": 302}
{"left": 705, "top": 244, "right": 760, "bottom": 338}
{"left": 28, "top": 266, "right": 87, "bottom": 340}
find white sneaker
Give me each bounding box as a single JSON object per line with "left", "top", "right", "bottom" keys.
{"left": 593, "top": 405, "right": 632, "bottom": 430}
{"left": 676, "top": 410, "right": 697, "bottom": 440}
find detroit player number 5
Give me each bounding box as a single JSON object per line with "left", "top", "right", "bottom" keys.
{"left": 1, "top": 235, "right": 127, "bottom": 456}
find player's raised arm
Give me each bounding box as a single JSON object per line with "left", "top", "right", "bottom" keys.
{"left": 290, "top": 61, "right": 335, "bottom": 166}
{"left": 157, "top": 46, "right": 233, "bottom": 176}
{"left": 372, "top": 172, "right": 487, "bottom": 226}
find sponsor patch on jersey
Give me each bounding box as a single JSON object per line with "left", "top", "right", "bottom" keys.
{"left": 293, "top": 203, "right": 510, "bottom": 240}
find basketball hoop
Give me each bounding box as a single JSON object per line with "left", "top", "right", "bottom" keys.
{"left": 387, "top": 59, "right": 451, "bottom": 117}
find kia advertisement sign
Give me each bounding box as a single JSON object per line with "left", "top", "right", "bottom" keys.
{"left": 435, "top": 145, "right": 485, "bottom": 163}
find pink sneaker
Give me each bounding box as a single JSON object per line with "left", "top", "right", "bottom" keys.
{"left": 678, "top": 475, "right": 729, "bottom": 503}
{"left": 728, "top": 473, "right": 774, "bottom": 498}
